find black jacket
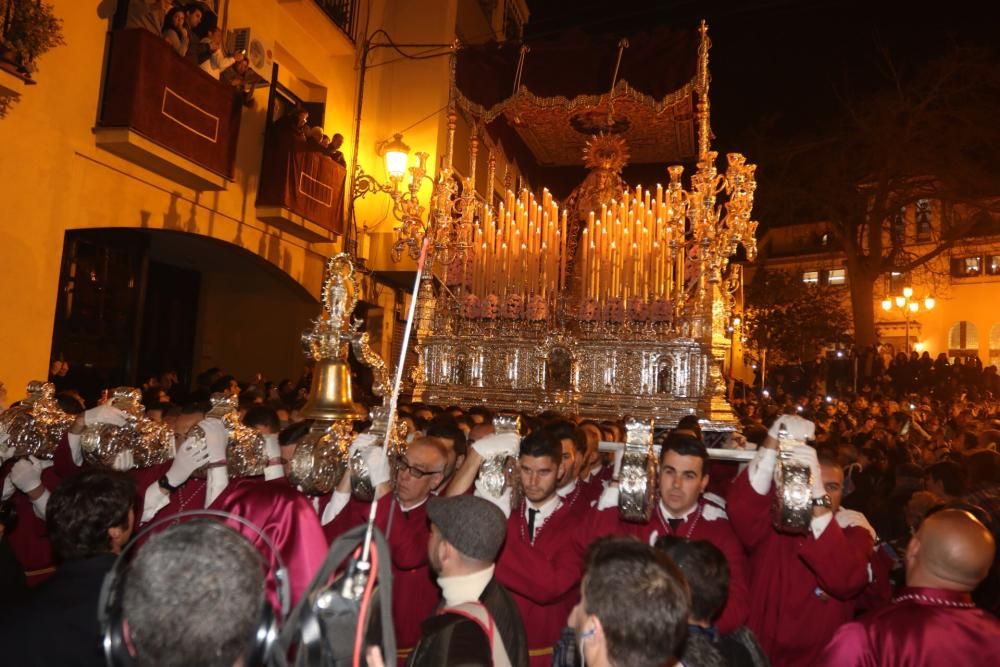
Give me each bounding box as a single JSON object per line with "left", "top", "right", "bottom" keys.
{"left": 0, "top": 553, "right": 117, "bottom": 667}
{"left": 406, "top": 575, "right": 529, "bottom": 667}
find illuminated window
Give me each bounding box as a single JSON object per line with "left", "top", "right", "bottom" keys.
{"left": 827, "top": 268, "right": 846, "bottom": 285}
{"left": 802, "top": 270, "right": 819, "bottom": 285}
{"left": 950, "top": 256, "right": 982, "bottom": 277}
{"left": 988, "top": 255, "right": 1000, "bottom": 276}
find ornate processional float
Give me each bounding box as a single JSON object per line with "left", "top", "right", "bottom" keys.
{"left": 394, "top": 22, "right": 759, "bottom": 439}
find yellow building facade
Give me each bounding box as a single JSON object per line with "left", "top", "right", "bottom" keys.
{"left": 754, "top": 205, "right": 1000, "bottom": 367}
{"left": 0, "top": 0, "right": 529, "bottom": 401}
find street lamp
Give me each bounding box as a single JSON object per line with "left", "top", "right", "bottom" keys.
{"left": 881, "top": 286, "right": 935, "bottom": 353}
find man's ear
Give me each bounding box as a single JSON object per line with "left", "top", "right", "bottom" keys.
{"left": 698, "top": 472, "right": 710, "bottom": 494}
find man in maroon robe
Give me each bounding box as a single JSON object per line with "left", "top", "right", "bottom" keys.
{"left": 323, "top": 437, "right": 448, "bottom": 663}
{"left": 447, "top": 429, "right": 591, "bottom": 667}
{"left": 817, "top": 508, "right": 1000, "bottom": 666}
{"left": 589, "top": 433, "right": 750, "bottom": 633}
{"left": 727, "top": 415, "right": 875, "bottom": 667}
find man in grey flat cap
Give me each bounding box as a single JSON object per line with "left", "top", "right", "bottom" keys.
{"left": 406, "top": 494, "right": 529, "bottom": 667}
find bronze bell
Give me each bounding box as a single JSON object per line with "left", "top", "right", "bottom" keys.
{"left": 301, "top": 357, "right": 362, "bottom": 422}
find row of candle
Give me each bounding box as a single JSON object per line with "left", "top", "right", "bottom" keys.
{"left": 577, "top": 184, "right": 688, "bottom": 302}
{"left": 464, "top": 189, "right": 570, "bottom": 300}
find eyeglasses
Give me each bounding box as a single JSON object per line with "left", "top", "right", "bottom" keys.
{"left": 397, "top": 459, "right": 443, "bottom": 479}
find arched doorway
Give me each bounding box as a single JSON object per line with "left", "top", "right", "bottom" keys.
{"left": 48, "top": 229, "right": 319, "bottom": 404}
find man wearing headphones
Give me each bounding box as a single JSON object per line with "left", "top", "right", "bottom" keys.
{"left": 107, "top": 519, "right": 272, "bottom": 667}
{"left": 568, "top": 536, "right": 690, "bottom": 667}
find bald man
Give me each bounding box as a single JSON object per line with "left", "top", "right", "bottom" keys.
{"left": 817, "top": 509, "right": 1000, "bottom": 666}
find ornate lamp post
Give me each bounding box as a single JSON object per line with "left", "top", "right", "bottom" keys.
{"left": 881, "top": 286, "right": 935, "bottom": 353}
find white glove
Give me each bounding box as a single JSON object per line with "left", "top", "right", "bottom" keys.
{"left": 83, "top": 404, "right": 128, "bottom": 427}
{"left": 611, "top": 447, "right": 625, "bottom": 478}
{"left": 360, "top": 445, "right": 391, "bottom": 487}
{"left": 789, "top": 444, "right": 826, "bottom": 498}
{"left": 200, "top": 419, "right": 230, "bottom": 463}
{"left": 349, "top": 432, "right": 379, "bottom": 455}
{"left": 597, "top": 483, "right": 620, "bottom": 510}
{"left": 111, "top": 449, "right": 135, "bottom": 472}
{"left": 165, "top": 436, "right": 210, "bottom": 488}
{"left": 10, "top": 457, "right": 44, "bottom": 494}
{"left": 472, "top": 432, "right": 520, "bottom": 459}
{"left": 768, "top": 415, "right": 815, "bottom": 442}
{"left": 263, "top": 433, "right": 284, "bottom": 481}
{"left": 263, "top": 433, "right": 281, "bottom": 459}
{"left": 67, "top": 432, "right": 83, "bottom": 466}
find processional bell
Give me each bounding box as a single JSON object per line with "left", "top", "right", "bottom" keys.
{"left": 302, "top": 355, "right": 361, "bottom": 422}
{"left": 300, "top": 253, "right": 364, "bottom": 424}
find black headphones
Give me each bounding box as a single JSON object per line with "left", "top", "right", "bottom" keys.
{"left": 98, "top": 509, "right": 290, "bottom": 667}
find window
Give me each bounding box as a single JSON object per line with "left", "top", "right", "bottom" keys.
{"left": 989, "top": 255, "right": 1000, "bottom": 276}
{"left": 802, "top": 270, "right": 819, "bottom": 285}
{"left": 827, "top": 268, "right": 846, "bottom": 285}
{"left": 915, "top": 200, "right": 932, "bottom": 241}
{"left": 951, "top": 256, "right": 982, "bottom": 278}
{"left": 948, "top": 321, "right": 979, "bottom": 361}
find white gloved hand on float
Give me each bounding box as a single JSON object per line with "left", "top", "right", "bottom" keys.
{"left": 471, "top": 432, "right": 520, "bottom": 459}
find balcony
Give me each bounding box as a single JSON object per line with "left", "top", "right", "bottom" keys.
{"left": 255, "top": 128, "right": 346, "bottom": 241}
{"left": 95, "top": 29, "right": 242, "bottom": 191}
{"left": 313, "top": 0, "right": 358, "bottom": 40}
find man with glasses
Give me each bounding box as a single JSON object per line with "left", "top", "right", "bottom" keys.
{"left": 323, "top": 437, "right": 450, "bottom": 662}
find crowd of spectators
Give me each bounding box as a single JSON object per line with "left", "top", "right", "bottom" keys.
{"left": 276, "top": 106, "right": 348, "bottom": 167}
{"left": 125, "top": 1, "right": 255, "bottom": 104}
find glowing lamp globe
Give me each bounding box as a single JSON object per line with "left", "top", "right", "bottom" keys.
{"left": 382, "top": 133, "right": 410, "bottom": 179}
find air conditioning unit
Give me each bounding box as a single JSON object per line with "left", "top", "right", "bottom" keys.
{"left": 227, "top": 27, "right": 272, "bottom": 73}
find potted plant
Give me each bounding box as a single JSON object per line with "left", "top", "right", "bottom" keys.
{"left": 1, "top": 0, "right": 65, "bottom": 76}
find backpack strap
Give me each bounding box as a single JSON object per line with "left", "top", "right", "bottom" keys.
{"left": 440, "top": 601, "right": 512, "bottom": 667}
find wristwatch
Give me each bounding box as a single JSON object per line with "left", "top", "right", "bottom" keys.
{"left": 158, "top": 475, "right": 180, "bottom": 493}
{"left": 811, "top": 494, "right": 833, "bottom": 509}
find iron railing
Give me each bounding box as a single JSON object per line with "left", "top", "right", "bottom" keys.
{"left": 313, "top": 0, "right": 358, "bottom": 41}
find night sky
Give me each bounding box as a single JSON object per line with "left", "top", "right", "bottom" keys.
{"left": 523, "top": 0, "right": 998, "bottom": 172}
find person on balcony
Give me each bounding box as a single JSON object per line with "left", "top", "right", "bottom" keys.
{"left": 326, "top": 133, "right": 347, "bottom": 168}
{"left": 198, "top": 26, "right": 242, "bottom": 79}
{"left": 182, "top": 3, "right": 205, "bottom": 63}
{"left": 162, "top": 7, "right": 188, "bottom": 57}
{"left": 125, "top": 0, "right": 175, "bottom": 36}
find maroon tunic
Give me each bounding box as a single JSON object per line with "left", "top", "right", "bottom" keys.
{"left": 0, "top": 459, "right": 72, "bottom": 586}
{"left": 588, "top": 497, "right": 750, "bottom": 632}
{"left": 324, "top": 494, "right": 439, "bottom": 661}
{"left": 727, "top": 469, "right": 874, "bottom": 667}
{"left": 130, "top": 461, "right": 208, "bottom": 523}
{"left": 210, "top": 477, "right": 327, "bottom": 610}
{"left": 495, "top": 495, "right": 590, "bottom": 667}
{"left": 816, "top": 586, "right": 1000, "bottom": 666}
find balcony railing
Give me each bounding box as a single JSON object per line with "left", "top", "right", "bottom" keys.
{"left": 256, "top": 128, "right": 347, "bottom": 238}
{"left": 314, "top": 0, "right": 358, "bottom": 41}
{"left": 97, "top": 29, "right": 242, "bottom": 184}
